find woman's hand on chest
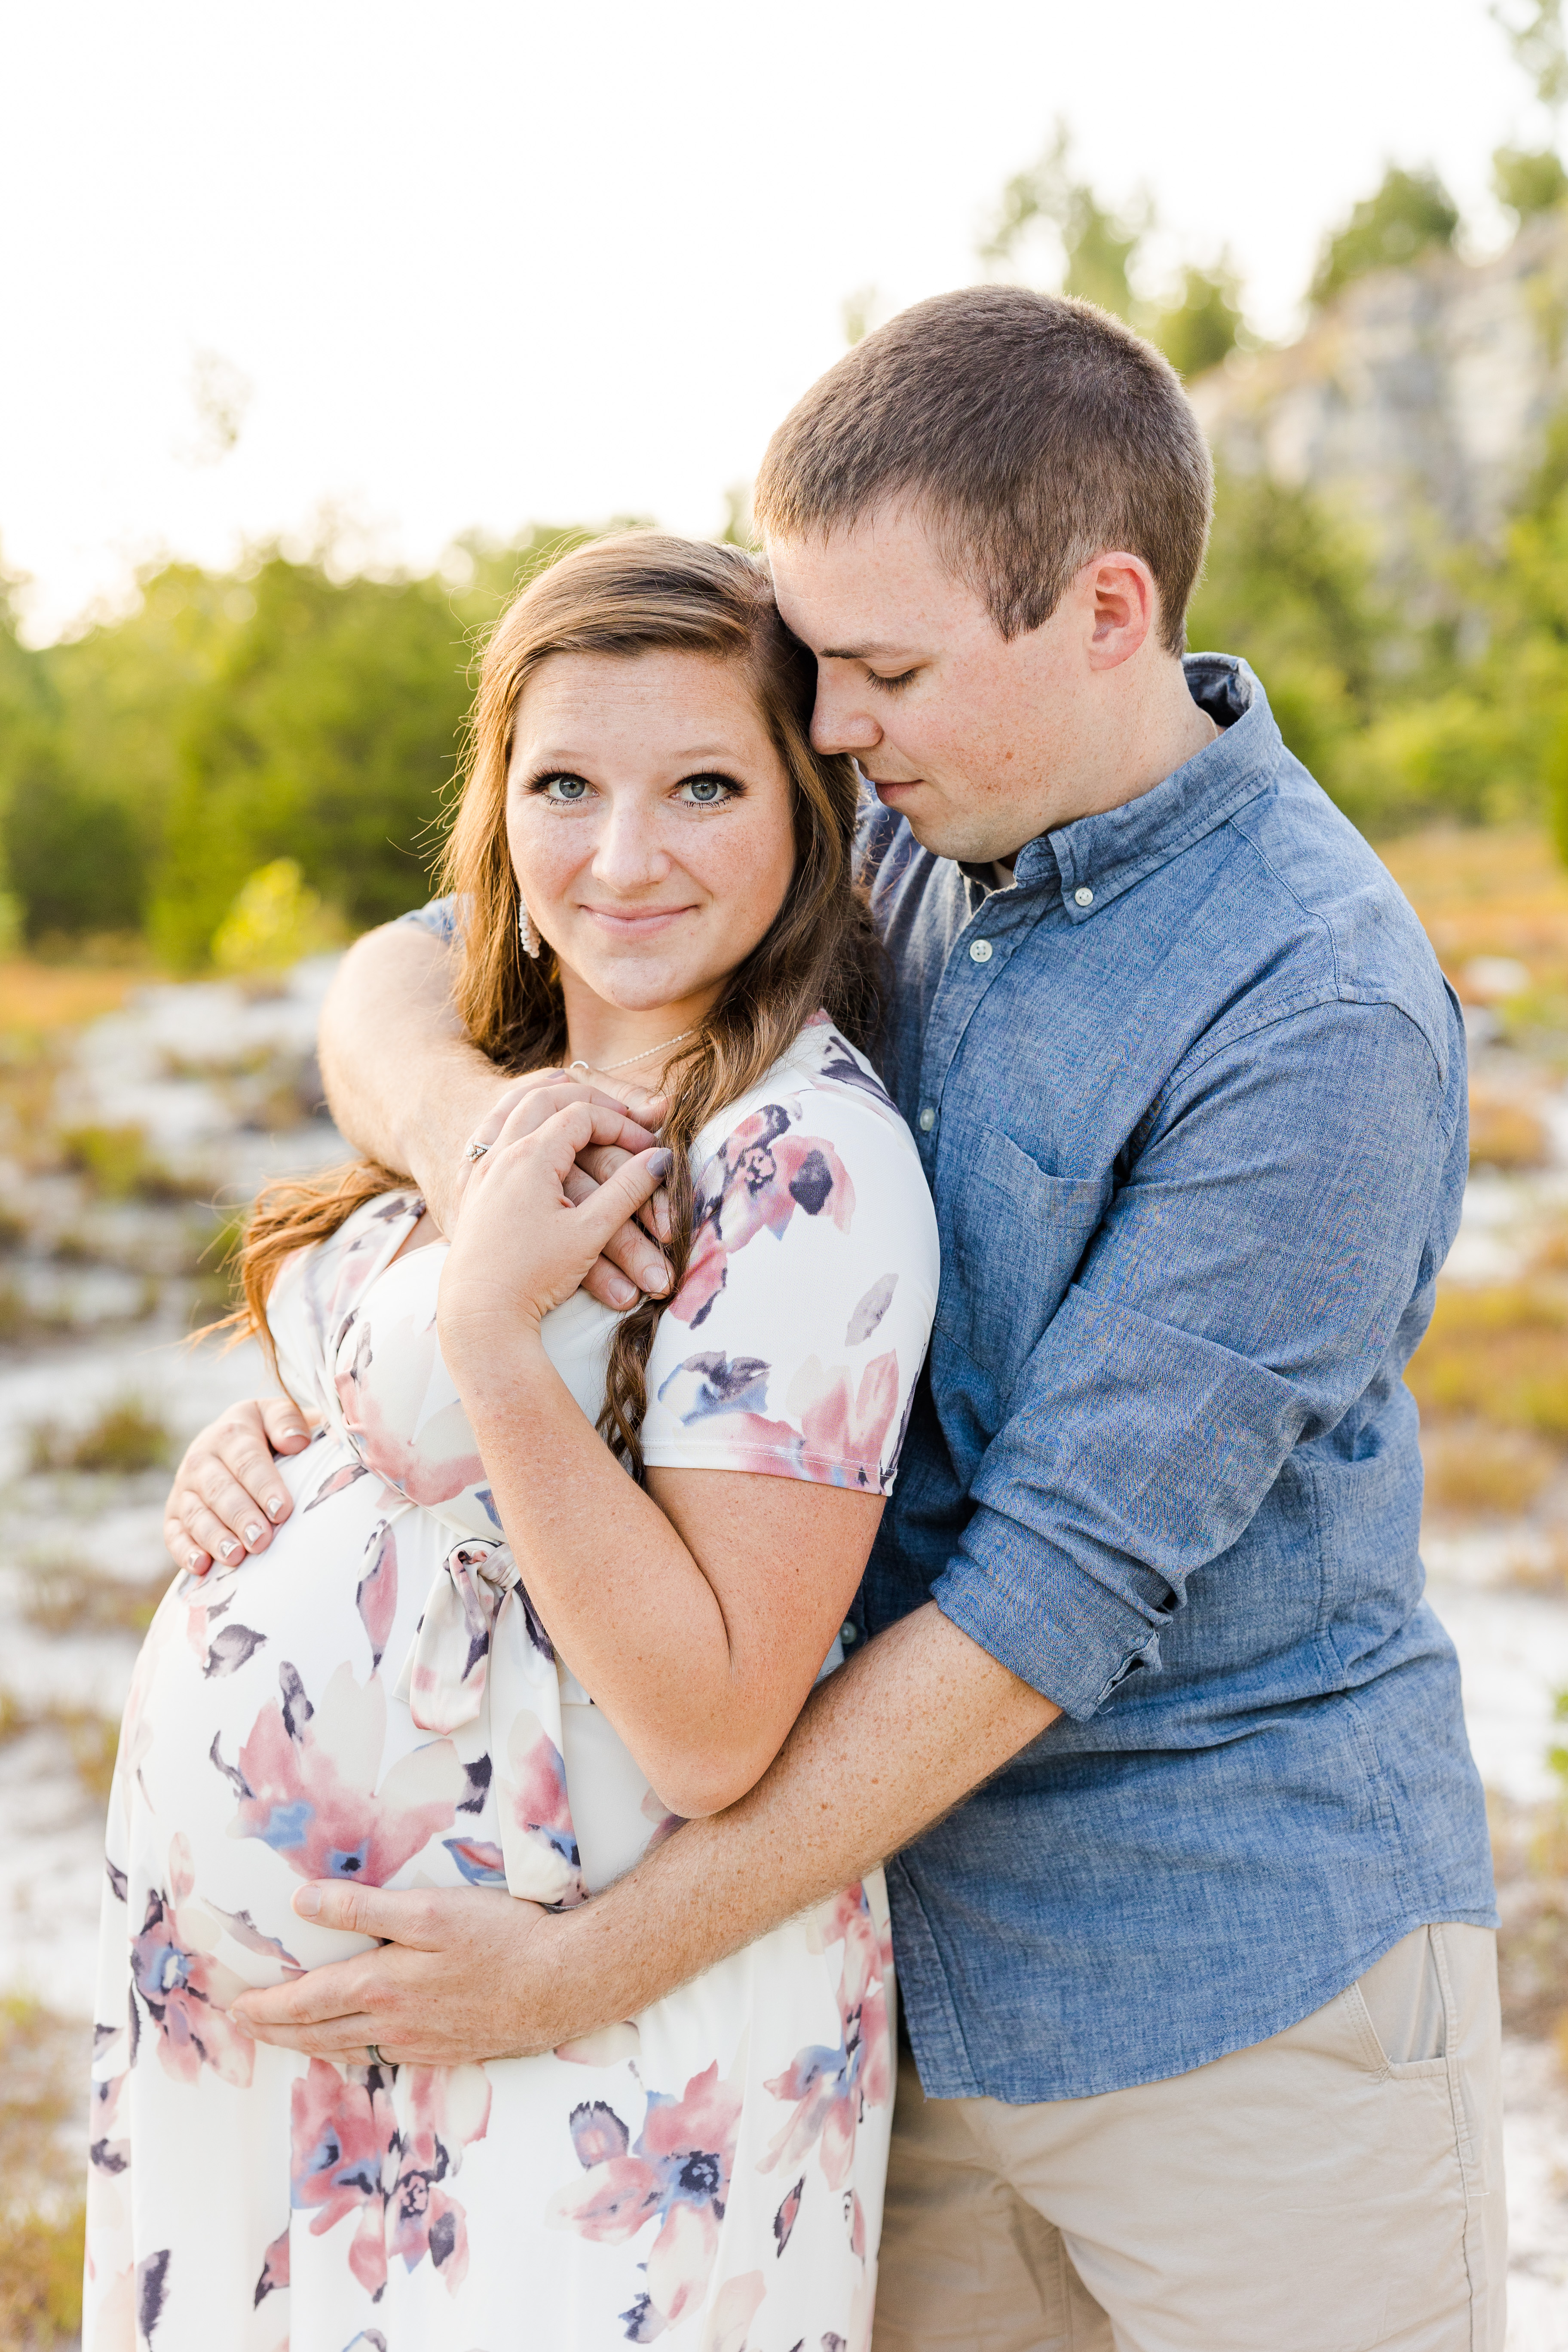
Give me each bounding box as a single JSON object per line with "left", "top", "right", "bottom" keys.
{"left": 437, "top": 1082, "right": 672, "bottom": 1383}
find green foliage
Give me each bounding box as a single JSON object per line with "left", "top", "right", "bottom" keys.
{"left": 212, "top": 857, "right": 340, "bottom": 973}
{"left": 983, "top": 124, "right": 1243, "bottom": 374}
{"left": 1494, "top": 142, "right": 1568, "bottom": 219}
{"left": 149, "top": 554, "right": 475, "bottom": 967}
{"left": 1150, "top": 263, "right": 1246, "bottom": 380}
{"left": 1187, "top": 468, "right": 1390, "bottom": 789}
{"left": 981, "top": 121, "right": 1146, "bottom": 322}
{"left": 1309, "top": 166, "right": 1460, "bottom": 307}
{"left": 1491, "top": 0, "right": 1567, "bottom": 112}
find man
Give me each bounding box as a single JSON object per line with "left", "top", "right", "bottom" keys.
{"left": 184, "top": 287, "right": 1501, "bottom": 2348}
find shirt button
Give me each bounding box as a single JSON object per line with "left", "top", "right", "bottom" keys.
{"left": 1074, "top": 886, "right": 1094, "bottom": 908}
{"left": 840, "top": 1621, "right": 858, "bottom": 1646}
{"left": 969, "top": 938, "right": 993, "bottom": 963}
{"left": 919, "top": 1106, "right": 937, "bottom": 1132}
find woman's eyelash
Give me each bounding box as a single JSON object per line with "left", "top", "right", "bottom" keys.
{"left": 677, "top": 772, "right": 743, "bottom": 806}
{"left": 871, "top": 669, "right": 918, "bottom": 692}
{"left": 530, "top": 772, "right": 591, "bottom": 802}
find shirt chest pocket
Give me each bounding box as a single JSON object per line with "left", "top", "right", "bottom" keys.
{"left": 937, "top": 1125, "right": 1110, "bottom": 1385}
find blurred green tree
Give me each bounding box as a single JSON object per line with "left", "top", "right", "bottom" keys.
{"left": 1493, "top": 142, "right": 1568, "bottom": 217}
{"left": 1151, "top": 263, "right": 1246, "bottom": 380}
{"left": 1187, "top": 468, "right": 1391, "bottom": 794}
{"left": 981, "top": 124, "right": 1243, "bottom": 375}
{"left": 149, "top": 554, "right": 474, "bottom": 968}
{"left": 1309, "top": 166, "right": 1461, "bottom": 306}
{"left": 980, "top": 122, "right": 1146, "bottom": 322}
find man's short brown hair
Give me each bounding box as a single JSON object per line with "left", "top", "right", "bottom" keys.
{"left": 754, "top": 285, "right": 1213, "bottom": 658}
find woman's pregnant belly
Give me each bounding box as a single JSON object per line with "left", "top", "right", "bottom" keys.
{"left": 120, "top": 1432, "right": 548, "bottom": 1992}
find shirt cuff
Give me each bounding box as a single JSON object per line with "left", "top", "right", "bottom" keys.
{"left": 933, "top": 1526, "right": 1168, "bottom": 1721}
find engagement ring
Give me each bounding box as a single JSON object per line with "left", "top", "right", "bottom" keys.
{"left": 464, "top": 1142, "right": 490, "bottom": 1161}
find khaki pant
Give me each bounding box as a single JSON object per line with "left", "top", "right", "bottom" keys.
{"left": 873, "top": 1925, "right": 1503, "bottom": 2352}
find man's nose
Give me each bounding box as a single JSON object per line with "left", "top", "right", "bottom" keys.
{"left": 811, "top": 678, "right": 882, "bottom": 757}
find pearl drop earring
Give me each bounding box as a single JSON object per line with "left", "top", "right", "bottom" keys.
{"left": 518, "top": 902, "right": 540, "bottom": 960}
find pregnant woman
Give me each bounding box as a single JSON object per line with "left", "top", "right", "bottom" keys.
{"left": 86, "top": 534, "right": 938, "bottom": 2352}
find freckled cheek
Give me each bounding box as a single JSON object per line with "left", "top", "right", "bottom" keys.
{"left": 507, "top": 806, "right": 592, "bottom": 921}
{"left": 689, "top": 820, "right": 796, "bottom": 950}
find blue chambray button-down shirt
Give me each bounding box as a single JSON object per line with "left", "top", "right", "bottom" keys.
{"left": 859, "top": 653, "right": 1495, "bottom": 2103}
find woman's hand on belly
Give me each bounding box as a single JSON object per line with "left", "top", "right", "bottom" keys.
{"left": 230, "top": 1881, "right": 556, "bottom": 2067}
{"left": 164, "top": 1395, "right": 313, "bottom": 1574}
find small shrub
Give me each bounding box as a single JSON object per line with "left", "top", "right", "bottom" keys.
{"left": 1422, "top": 1422, "right": 1561, "bottom": 1516}
{"left": 0, "top": 1695, "right": 121, "bottom": 1801}
{"left": 0, "top": 2200, "right": 85, "bottom": 2346}
{"left": 1408, "top": 1285, "right": 1568, "bottom": 1439}
{"left": 24, "top": 1558, "right": 170, "bottom": 1638}
{"left": 0, "top": 1998, "right": 88, "bottom": 2346}
{"left": 59, "top": 1122, "right": 205, "bottom": 1204}
{"left": 64, "top": 1712, "right": 119, "bottom": 1803}
{"left": 28, "top": 1395, "right": 174, "bottom": 1475}
{"left": 1467, "top": 1089, "right": 1550, "bottom": 1171}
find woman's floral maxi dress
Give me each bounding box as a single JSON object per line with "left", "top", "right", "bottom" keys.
{"left": 85, "top": 1018, "right": 940, "bottom": 2352}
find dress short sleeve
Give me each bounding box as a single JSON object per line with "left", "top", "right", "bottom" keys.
{"left": 396, "top": 894, "right": 462, "bottom": 942}
{"left": 640, "top": 1034, "right": 939, "bottom": 1492}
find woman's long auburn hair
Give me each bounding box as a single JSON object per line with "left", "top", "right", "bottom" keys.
{"left": 235, "top": 531, "right": 885, "bottom": 1470}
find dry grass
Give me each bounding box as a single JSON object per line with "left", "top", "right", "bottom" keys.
{"left": 27, "top": 1397, "right": 173, "bottom": 1477}
{"left": 1421, "top": 1422, "right": 1562, "bottom": 1516}
{"left": 1407, "top": 1283, "right": 1568, "bottom": 1440}
{"left": 1381, "top": 826, "right": 1568, "bottom": 999}
{"left": 0, "top": 959, "right": 144, "bottom": 1039}
{"left": 1467, "top": 1088, "right": 1552, "bottom": 1171}
{"left": 0, "top": 1998, "right": 88, "bottom": 2349}
{"left": 0, "top": 1697, "right": 121, "bottom": 1805}
{"left": 22, "top": 1559, "right": 171, "bottom": 1641}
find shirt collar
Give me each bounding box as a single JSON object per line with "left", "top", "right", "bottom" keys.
{"left": 1010, "top": 655, "right": 1283, "bottom": 917}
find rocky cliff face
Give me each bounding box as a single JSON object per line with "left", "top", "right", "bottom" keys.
{"left": 1191, "top": 212, "right": 1568, "bottom": 571}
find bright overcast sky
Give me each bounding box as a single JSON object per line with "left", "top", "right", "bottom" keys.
{"left": 0, "top": 0, "right": 1540, "bottom": 642}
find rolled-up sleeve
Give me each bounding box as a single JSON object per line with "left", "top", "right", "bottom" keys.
{"left": 932, "top": 997, "right": 1462, "bottom": 1719}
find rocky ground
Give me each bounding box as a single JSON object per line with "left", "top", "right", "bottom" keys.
{"left": 5, "top": 846, "right": 1568, "bottom": 2343}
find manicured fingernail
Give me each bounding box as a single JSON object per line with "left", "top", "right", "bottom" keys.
{"left": 185, "top": 1550, "right": 202, "bottom": 1574}
{"left": 294, "top": 1884, "right": 320, "bottom": 1918}
{"left": 266, "top": 1497, "right": 285, "bottom": 1519}
{"left": 609, "top": 1275, "right": 637, "bottom": 1307}
{"left": 647, "top": 1150, "right": 673, "bottom": 1177}
{"left": 244, "top": 1523, "right": 264, "bottom": 1546}
{"left": 219, "top": 1540, "right": 239, "bottom": 1562}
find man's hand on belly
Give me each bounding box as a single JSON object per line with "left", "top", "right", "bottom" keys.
{"left": 228, "top": 1607, "right": 1061, "bottom": 2067}
{"left": 228, "top": 1882, "right": 569, "bottom": 2067}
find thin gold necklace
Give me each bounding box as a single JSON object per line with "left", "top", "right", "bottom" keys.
{"left": 570, "top": 1026, "right": 696, "bottom": 1077}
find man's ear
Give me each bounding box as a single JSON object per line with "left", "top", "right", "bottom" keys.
{"left": 1083, "top": 552, "right": 1157, "bottom": 672}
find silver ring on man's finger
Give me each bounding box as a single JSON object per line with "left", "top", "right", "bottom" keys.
{"left": 367, "top": 2042, "right": 389, "bottom": 2068}
{"left": 464, "top": 1142, "right": 490, "bottom": 1162}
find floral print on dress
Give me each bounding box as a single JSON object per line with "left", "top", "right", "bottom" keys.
{"left": 288, "top": 2056, "right": 491, "bottom": 2301}
{"left": 640, "top": 1023, "right": 939, "bottom": 1497}
{"left": 214, "top": 1659, "right": 465, "bottom": 1883}
{"left": 673, "top": 1106, "right": 856, "bottom": 1332}
{"left": 548, "top": 2060, "right": 744, "bottom": 2342}
{"left": 761, "top": 1884, "right": 894, "bottom": 2193}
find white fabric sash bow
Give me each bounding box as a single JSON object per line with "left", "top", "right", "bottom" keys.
{"left": 394, "top": 1536, "right": 585, "bottom": 1908}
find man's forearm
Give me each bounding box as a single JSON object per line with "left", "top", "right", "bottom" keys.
{"left": 518, "top": 1602, "right": 1059, "bottom": 2051}
{"left": 319, "top": 923, "right": 500, "bottom": 1227}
